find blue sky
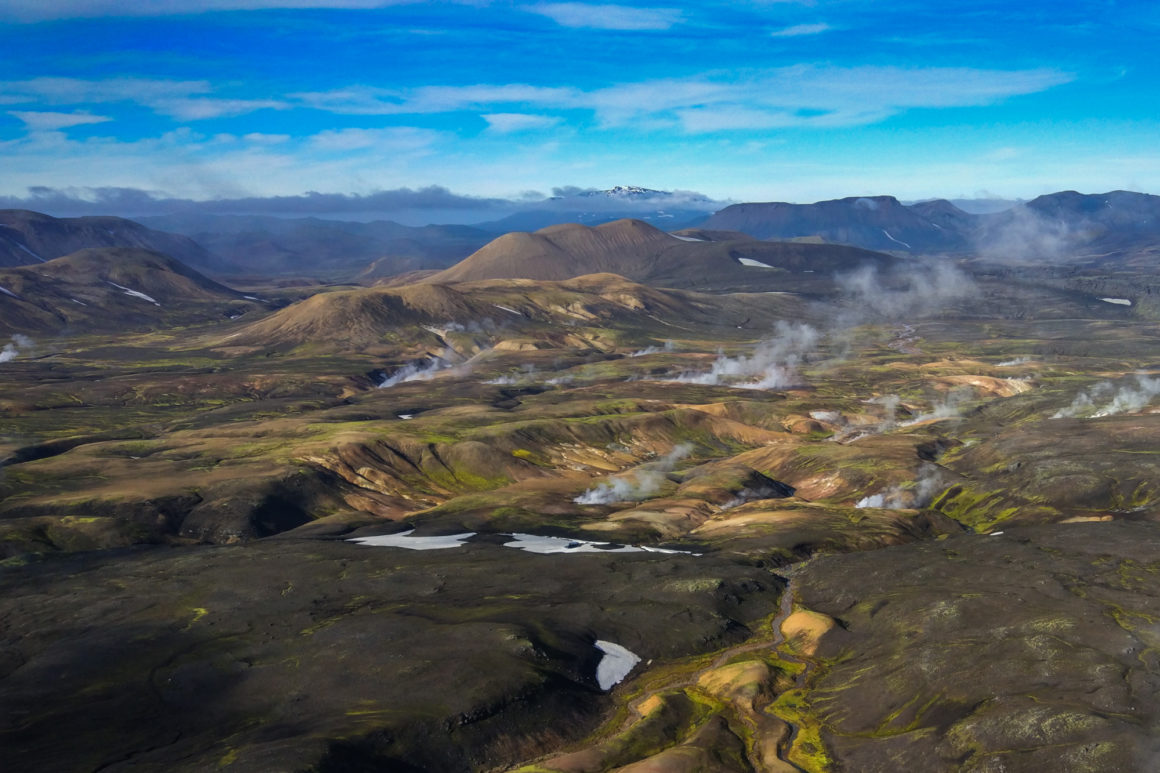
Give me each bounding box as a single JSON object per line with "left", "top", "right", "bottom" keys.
{"left": 0, "top": 0, "right": 1156, "bottom": 213}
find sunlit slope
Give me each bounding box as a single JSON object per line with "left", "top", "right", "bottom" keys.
{"left": 426, "top": 218, "right": 897, "bottom": 290}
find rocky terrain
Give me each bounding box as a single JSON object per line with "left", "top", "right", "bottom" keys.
{"left": 2, "top": 202, "right": 1160, "bottom": 772}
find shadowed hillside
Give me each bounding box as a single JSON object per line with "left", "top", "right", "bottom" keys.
{"left": 0, "top": 210, "right": 223, "bottom": 272}
{"left": 0, "top": 247, "right": 249, "bottom": 333}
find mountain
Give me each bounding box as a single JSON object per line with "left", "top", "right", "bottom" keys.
{"left": 135, "top": 213, "right": 493, "bottom": 278}
{"left": 222, "top": 271, "right": 805, "bottom": 350}
{"left": 0, "top": 210, "right": 223, "bottom": 272}
{"left": 572, "top": 185, "right": 678, "bottom": 200}
{"left": 973, "top": 190, "right": 1160, "bottom": 264}
{"left": 423, "top": 218, "right": 897, "bottom": 291}
{"left": 699, "top": 195, "right": 972, "bottom": 253}
{"left": 0, "top": 247, "right": 248, "bottom": 333}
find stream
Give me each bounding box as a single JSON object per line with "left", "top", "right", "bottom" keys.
{"left": 768, "top": 574, "right": 814, "bottom": 773}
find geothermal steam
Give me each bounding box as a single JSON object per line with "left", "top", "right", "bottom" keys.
{"left": 667, "top": 322, "right": 819, "bottom": 389}
{"left": 1052, "top": 375, "right": 1160, "bottom": 419}
{"left": 855, "top": 463, "right": 947, "bottom": 509}
{"left": 379, "top": 347, "right": 489, "bottom": 387}
{"left": 0, "top": 334, "right": 34, "bottom": 364}
{"left": 574, "top": 444, "right": 693, "bottom": 505}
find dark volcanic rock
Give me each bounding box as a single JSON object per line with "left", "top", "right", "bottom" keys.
{"left": 792, "top": 521, "right": 1160, "bottom": 772}
{"left": 0, "top": 537, "right": 781, "bottom": 772}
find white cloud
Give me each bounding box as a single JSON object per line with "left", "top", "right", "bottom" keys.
{"left": 2, "top": 67, "right": 1071, "bottom": 133}
{"left": 242, "top": 132, "right": 292, "bottom": 144}
{"left": 8, "top": 110, "right": 112, "bottom": 130}
{"left": 0, "top": 77, "right": 212, "bottom": 105}
{"left": 308, "top": 126, "right": 439, "bottom": 152}
{"left": 770, "top": 22, "right": 831, "bottom": 37}
{"left": 525, "top": 3, "right": 682, "bottom": 30}
{"left": 482, "top": 113, "right": 562, "bottom": 132}
{"left": 149, "top": 97, "right": 291, "bottom": 120}
{"left": 292, "top": 83, "right": 579, "bottom": 115}
{"left": 0, "top": 0, "right": 421, "bottom": 22}
{"left": 586, "top": 65, "right": 1073, "bottom": 131}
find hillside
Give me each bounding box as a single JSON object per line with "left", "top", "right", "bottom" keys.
{"left": 0, "top": 247, "right": 248, "bottom": 334}
{"left": 224, "top": 271, "right": 805, "bottom": 350}
{"left": 425, "top": 218, "right": 897, "bottom": 291}
{"left": 0, "top": 210, "right": 223, "bottom": 272}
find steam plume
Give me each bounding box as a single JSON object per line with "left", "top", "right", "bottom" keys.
{"left": 1052, "top": 375, "right": 1160, "bottom": 419}
{"left": 856, "top": 464, "right": 947, "bottom": 509}
{"left": 379, "top": 347, "right": 489, "bottom": 388}
{"left": 630, "top": 340, "right": 676, "bottom": 357}
{"left": 975, "top": 207, "right": 1076, "bottom": 263}
{"left": 0, "top": 334, "right": 34, "bottom": 364}
{"left": 667, "top": 322, "right": 819, "bottom": 389}
{"left": 834, "top": 262, "right": 977, "bottom": 324}
{"left": 574, "top": 444, "right": 693, "bottom": 505}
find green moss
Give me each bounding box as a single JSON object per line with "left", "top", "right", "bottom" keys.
{"left": 768, "top": 687, "right": 834, "bottom": 771}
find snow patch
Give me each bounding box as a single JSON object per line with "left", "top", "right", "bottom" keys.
{"left": 348, "top": 530, "right": 475, "bottom": 550}
{"left": 0, "top": 285, "right": 18, "bottom": 299}
{"left": 737, "top": 257, "right": 774, "bottom": 268}
{"left": 493, "top": 304, "right": 522, "bottom": 316}
{"left": 502, "top": 533, "right": 696, "bottom": 556}
{"left": 107, "top": 281, "right": 161, "bottom": 306}
{"left": 1099, "top": 297, "right": 1132, "bottom": 306}
{"left": 881, "top": 229, "right": 912, "bottom": 249}
{"left": 13, "top": 241, "right": 45, "bottom": 262}
{"left": 594, "top": 640, "right": 642, "bottom": 690}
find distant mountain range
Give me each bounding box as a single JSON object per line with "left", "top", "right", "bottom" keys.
{"left": 0, "top": 189, "right": 1157, "bottom": 285}
{"left": 700, "top": 190, "right": 1160, "bottom": 262}
{"left": 135, "top": 213, "right": 495, "bottom": 277}
{"left": 0, "top": 210, "right": 222, "bottom": 272}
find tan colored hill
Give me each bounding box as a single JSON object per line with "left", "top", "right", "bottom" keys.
{"left": 425, "top": 218, "right": 896, "bottom": 290}
{"left": 221, "top": 271, "right": 806, "bottom": 349}
{"left": 0, "top": 247, "right": 245, "bottom": 333}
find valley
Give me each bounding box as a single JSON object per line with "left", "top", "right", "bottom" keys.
{"left": 3, "top": 207, "right": 1160, "bottom": 770}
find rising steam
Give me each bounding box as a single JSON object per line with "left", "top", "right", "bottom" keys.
{"left": 1052, "top": 375, "right": 1160, "bottom": 419}
{"left": 630, "top": 340, "right": 676, "bottom": 357}
{"left": 379, "top": 347, "right": 489, "bottom": 388}
{"left": 975, "top": 207, "right": 1076, "bottom": 263}
{"left": 835, "top": 262, "right": 978, "bottom": 324}
{"left": 666, "top": 322, "right": 819, "bottom": 389}
{"left": 901, "top": 388, "right": 973, "bottom": 426}
{"left": 0, "top": 334, "right": 34, "bottom": 364}
{"left": 574, "top": 444, "right": 693, "bottom": 505}
{"left": 855, "top": 464, "right": 947, "bottom": 509}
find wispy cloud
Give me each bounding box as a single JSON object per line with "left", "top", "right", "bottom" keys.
{"left": 308, "top": 126, "right": 439, "bottom": 151}
{"left": 586, "top": 65, "right": 1073, "bottom": 130}
{"left": 8, "top": 110, "right": 112, "bottom": 130}
{"left": 149, "top": 97, "right": 290, "bottom": 120}
{"left": 482, "top": 113, "right": 562, "bottom": 132}
{"left": 525, "top": 3, "right": 683, "bottom": 30}
{"left": 292, "top": 83, "right": 579, "bottom": 115}
{"left": 0, "top": 77, "right": 212, "bottom": 104}
{"left": 770, "top": 22, "right": 832, "bottom": 37}
{"left": 0, "top": 0, "right": 422, "bottom": 22}
{"left": 1, "top": 67, "right": 1072, "bottom": 133}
